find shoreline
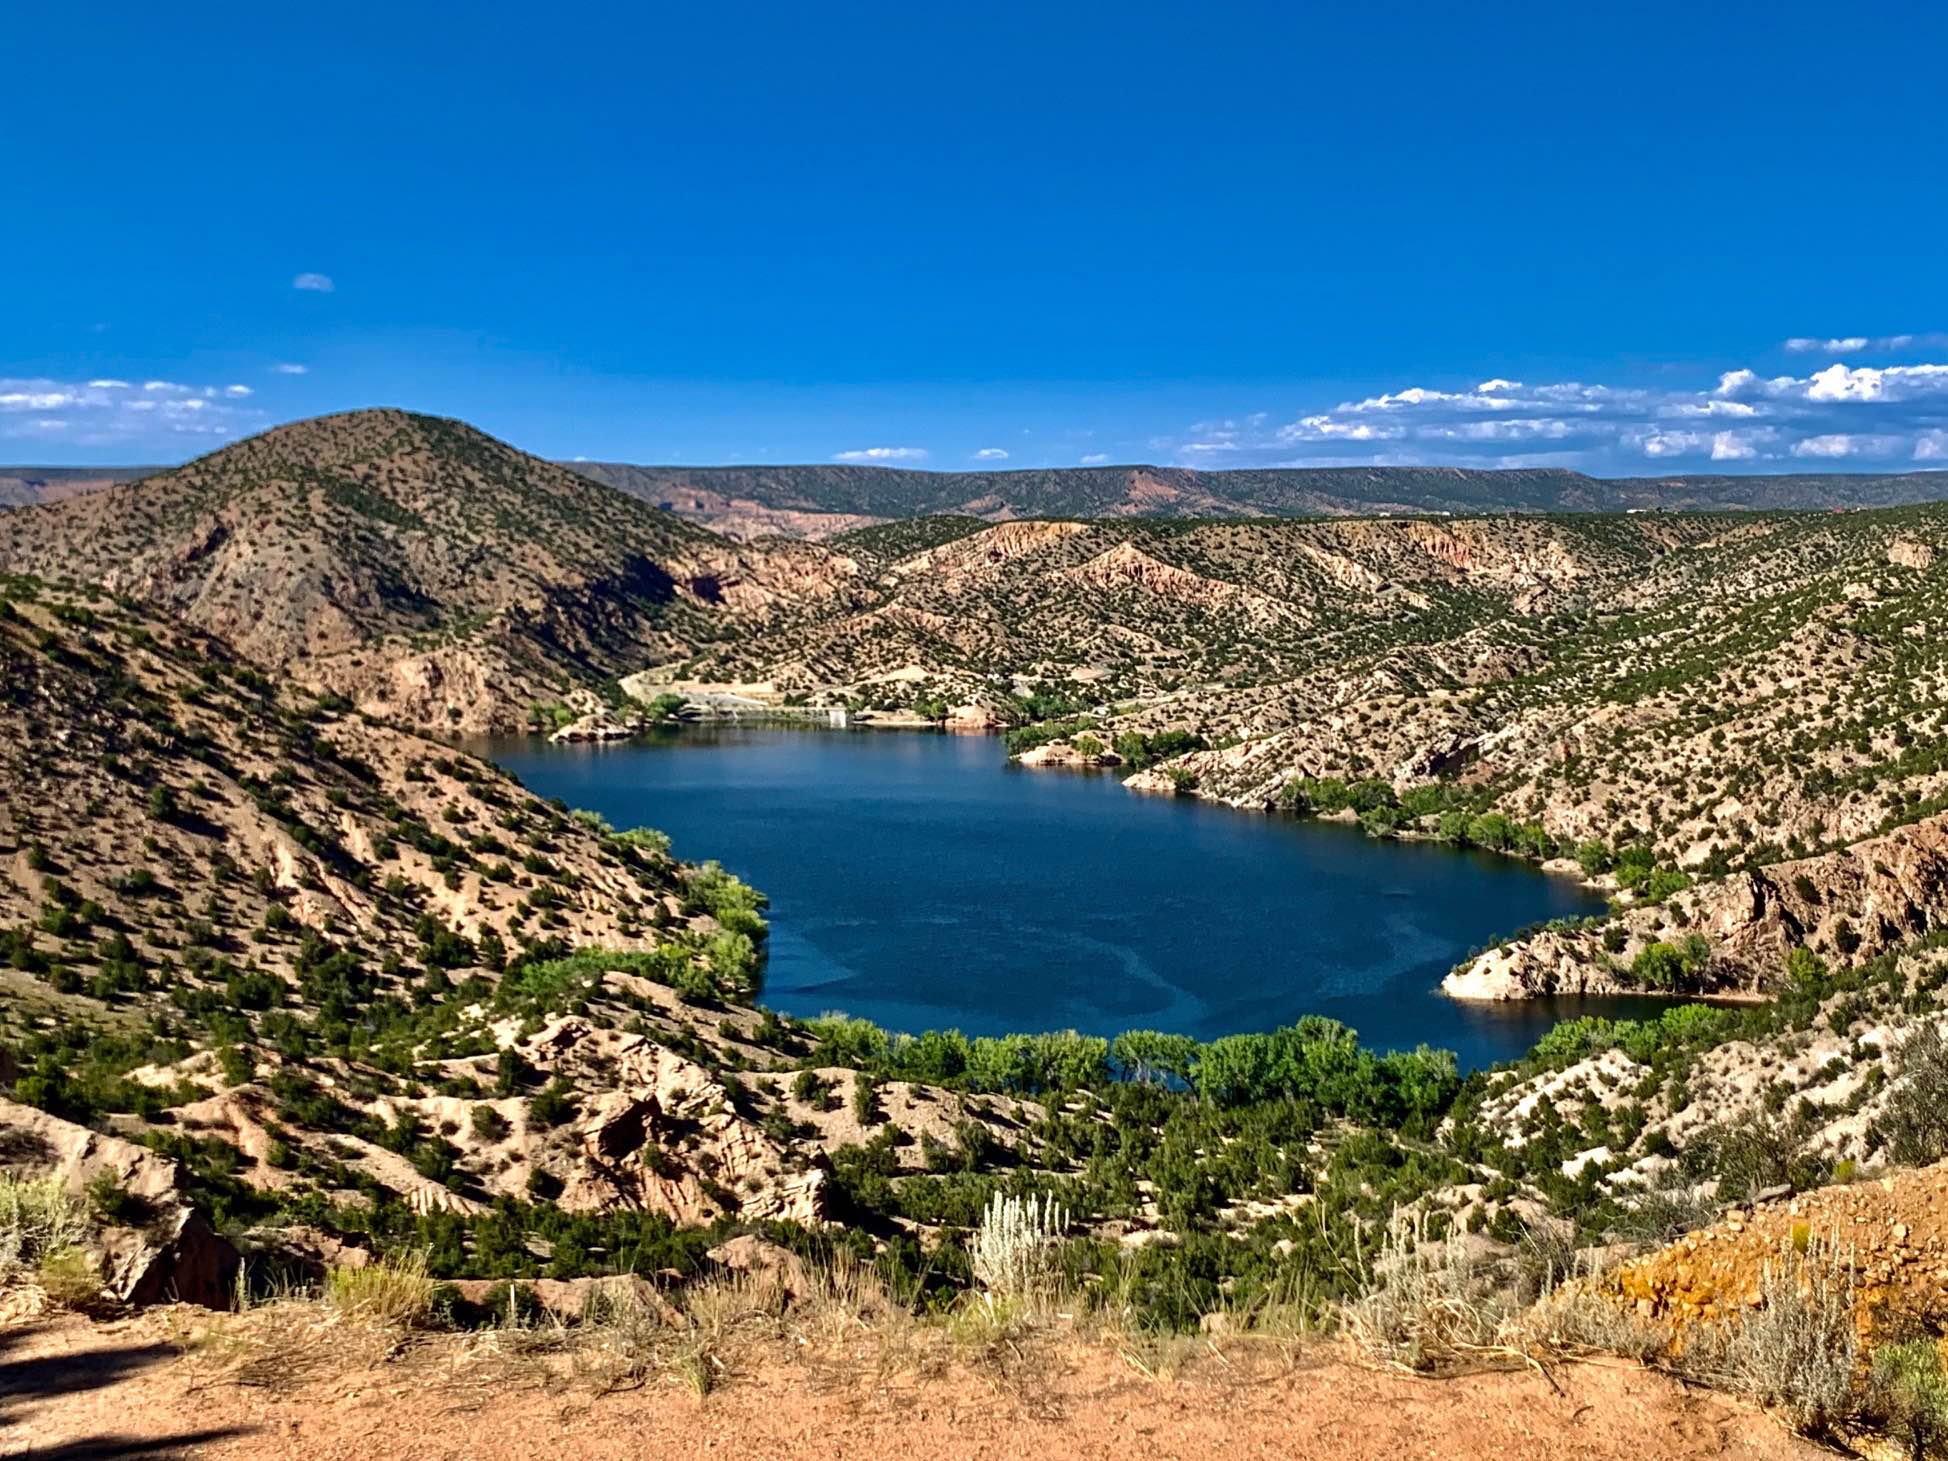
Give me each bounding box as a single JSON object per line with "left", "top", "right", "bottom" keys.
{"left": 480, "top": 723, "right": 1730, "bottom": 1061}
{"left": 498, "top": 715, "right": 1867, "bottom": 1020}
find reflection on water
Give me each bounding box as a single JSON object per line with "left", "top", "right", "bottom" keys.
{"left": 482, "top": 725, "right": 1662, "bottom": 1070}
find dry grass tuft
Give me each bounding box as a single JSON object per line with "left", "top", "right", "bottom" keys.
{"left": 1505, "top": 1286, "right": 1671, "bottom": 1365}
{"left": 0, "top": 1173, "right": 85, "bottom": 1276}
{"left": 1684, "top": 1233, "right": 1859, "bottom": 1437}
{"left": 1, "top": 1174, "right": 103, "bottom": 1313}
{"left": 1345, "top": 1214, "right": 1511, "bottom": 1372}
{"left": 323, "top": 1251, "right": 436, "bottom": 1329}
{"left": 35, "top": 1247, "right": 104, "bottom": 1311}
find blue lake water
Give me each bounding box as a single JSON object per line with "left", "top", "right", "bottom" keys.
{"left": 483, "top": 726, "right": 1641, "bottom": 1070}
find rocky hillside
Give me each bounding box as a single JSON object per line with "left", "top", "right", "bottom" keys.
{"left": 0, "top": 580, "right": 1062, "bottom": 1297}
{"left": 694, "top": 512, "right": 1724, "bottom": 701}
{"left": 0, "top": 576, "right": 1452, "bottom": 1333}
{"left": 0, "top": 465, "right": 153, "bottom": 509}
{"left": 1452, "top": 935, "right": 1948, "bottom": 1214}
{"left": 574, "top": 459, "right": 1948, "bottom": 539}
{"left": 690, "top": 505, "right": 1948, "bottom": 1000}
{"left": 14, "top": 570, "right": 1948, "bottom": 1456}
{"left": 14, "top": 411, "right": 1946, "bottom": 1001}
{"left": 0, "top": 412, "right": 862, "bottom": 732}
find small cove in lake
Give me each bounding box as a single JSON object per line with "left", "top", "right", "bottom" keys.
{"left": 483, "top": 725, "right": 1664, "bottom": 1071}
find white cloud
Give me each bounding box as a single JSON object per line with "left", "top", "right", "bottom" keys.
{"left": 1665, "top": 397, "right": 1758, "bottom": 418}
{"left": 1641, "top": 430, "right": 1707, "bottom": 458}
{"left": 972, "top": 447, "right": 1009, "bottom": 460}
{"left": 1806, "top": 365, "right": 1884, "bottom": 402}
{"left": 223, "top": 384, "right": 253, "bottom": 398}
{"left": 1785, "top": 332, "right": 1948, "bottom": 354}
{"left": 1914, "top": 431, "right": 1948, "bottom": 461}
{"left": 272, "top": 362, "right": 308, "bottom": 375}
{"left": 1791, "top": 434, "right": 1858, "bottom": 458}
{"left": 1154, "top": 344, "right": 1948, "bottom": 473}
{"left": 0, "top": 376, "right": 264, "bottom": 447}
{"left": 1341, "top": 386, "right": 1473, "bottom": 412}
{"left": 1712, "top": 370, "right": 1801, "bottom": 400}
{"left": 1437, "top": 418, "right": 1572, "bottom": 442}
{"left": 1278, "top": 415, "right": 1406, "bottom": 443}
{"left": 0, "top": 390, "right": 80, "bottom": 411}
{"left": 833, "top": 446, "right": 928, "bottom": 462}
{"left": 1804, "top": 362, "right": 1948, "bottom": 404}
{"left": 1785, "top": 336, "right": 1869, "bottom": 354}
{"left": 292, "top": 272, "right": 335, "bottom": 292}
{"left": 1080, "top": 453, "right": 1110, "bottom": 465}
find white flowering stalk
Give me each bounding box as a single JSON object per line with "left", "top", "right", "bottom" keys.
{"left": 970, "top": 1191, "right": 1069, "bottom": 1301}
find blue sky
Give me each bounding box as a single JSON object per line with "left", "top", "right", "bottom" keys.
{"left": 6, "top": 2, "right": 1947, "bottom": 473}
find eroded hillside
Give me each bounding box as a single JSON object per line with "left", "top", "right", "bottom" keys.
{"left": 0, "top": 580, "right": 870, "bottom": 1227}
{"left": 12, "top": 570, "right": 1948, "bottom": 1457}
{"left": 682, "top": 505, "right": 1948, "bottom": 1000}
{"left": 0, "top": 412, "right": 864, "bottom": 732}
{"left": 12, "top": 412, "right": 1948, "bottom": 1009}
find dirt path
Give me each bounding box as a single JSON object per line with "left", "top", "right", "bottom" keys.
{"left": 0, "top": 1311, "right": 1818, "bottom": 1461}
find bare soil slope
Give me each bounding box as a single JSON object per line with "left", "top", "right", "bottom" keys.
{"left": 0, "top": 1309, "right": 1813, "bottom": 1461}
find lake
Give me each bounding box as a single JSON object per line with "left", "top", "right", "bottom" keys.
{"left": 484, "top": 726, "right": 1638, "bottom": 1070}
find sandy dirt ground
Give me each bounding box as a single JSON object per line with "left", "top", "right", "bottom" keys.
{"left": 0, "top": 1309, "right": 1821, "bottom": 1461}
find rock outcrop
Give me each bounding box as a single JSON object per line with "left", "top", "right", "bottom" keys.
{"left": 549, "top": 710, "right": 636, "bottom": 743}
{"left": 1446, "top": 814, "right": 1948, "bottom": 1001}
{"left": 945, "top": 702, "right": 1004, "bottom": 731}
{"left": 107, "top": 1209, "right": 241, "bottom": 1310}
{"left": 0, "top": 1097, "right": 240, "bottom": 1309}
{"left": 1442, "top": 933, "right": 1644, "bottom": 1002}
{"left": 707, "top": 1234, "right": 814, "bottom": 1302}
{"left": 1016, "top": 740, "right": 1122, "bottom": 770}
{"left": 531, "top": 1023, "right": 827, "bottom": 1227}
{"left": 1890, "top": 538, "right": 1936, "bottom": 570}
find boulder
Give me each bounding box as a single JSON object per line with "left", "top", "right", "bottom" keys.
{"left": 549, "top": 711, "right": 635, "bottom": 743}
{"left": 0, "top": 1095, "right": 240, "bottom": 1311}
{"left": 535, "top": 1029, "right": 828, "bottom": 1228}
{"left": 105, "top": 1208, "right": 241, "bottom": 1309}
{"left": 707, "top": 1234, "right": 813, "bottom": 1303}
{"left": 1017, "top": 740, "right": 1121, "bottom": 770}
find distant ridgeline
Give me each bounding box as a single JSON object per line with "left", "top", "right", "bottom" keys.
{"left": 9, "top": 455, "right": 1945, "bottom": 532}
{"left": 566, "top": 459, "right": 1948, "bottom": 535}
